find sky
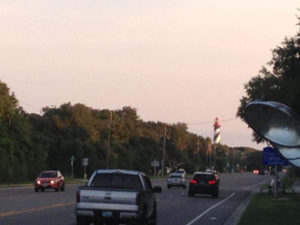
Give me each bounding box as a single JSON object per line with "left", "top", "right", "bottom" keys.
{"left": 0, "top": 0, "right": 299, "bottom": 149}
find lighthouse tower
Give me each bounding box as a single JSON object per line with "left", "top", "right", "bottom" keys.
{"left": 213, "top": 118, "right": 221, "bottom": 144}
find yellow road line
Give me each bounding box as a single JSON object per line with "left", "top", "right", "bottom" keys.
{"left": 0, "top": 202, "right": 74, "bottom": 217}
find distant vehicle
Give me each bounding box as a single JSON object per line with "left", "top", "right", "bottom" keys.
{"left": 76, "top": 169, "right": 162, "bottom": 225}
{"left": 167, "top": 172, "right": 187, "bottom": 189}
{"left": 205, "top": 169, "right": 220, "bottom": 181}
{"left": 34, "top": 170, "right": 65, "bottom": 192}
{"left": 188, "top": 171, "right": 219, "bottom": 198}
{"left": 253, "top": 169, "right": 259, "bottom": 174}
{"left": 170, "top": 168, "right": 186, "bottom": 175}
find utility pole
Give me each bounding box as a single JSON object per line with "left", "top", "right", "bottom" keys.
{"left": 106, "top": 111, "right": 113, "bottom": 169}
{"left": 209, "top": 143, "right": 212, "bottom": 170}
{"left": 197, "top": 138, "right": 200, "bottom": 170}
{"left": 70, "top": 156, "right": 75, "bottom": 178}
{"left": 162, "top": 125, "right": 167, "bottom": 176}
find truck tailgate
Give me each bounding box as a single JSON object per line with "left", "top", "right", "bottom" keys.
{"left": 77, "top": 188, "right": 139, "bottom": 211}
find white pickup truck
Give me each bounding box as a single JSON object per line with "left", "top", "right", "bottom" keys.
{"left": 76, "top": 169, "right": 162, "bottom": 225}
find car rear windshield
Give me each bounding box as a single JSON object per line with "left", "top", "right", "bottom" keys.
{"left": 90, "top": 173, "right": 143, "bottom": 190}
{"left": 40, "top": 171, "right": 57, "bottom": 178}
{"left": 169, "top": 174, "right": 183, "bottom": 178}
{"left": 193, "top": 174, "right": 215, "bottom": 181}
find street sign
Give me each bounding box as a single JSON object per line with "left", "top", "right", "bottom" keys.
{"left": 263, "top": 147, "right": 290, "bottom": 166}
{"left": 82, "top": 158, "right": 89, "bottom": 166}
{"left": 151, "top": 160, "right": 160, "bottom": 167}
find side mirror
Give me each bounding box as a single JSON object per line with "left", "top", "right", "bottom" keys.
{"left": 153, "top": 186, "right": 162, "bottom": 193}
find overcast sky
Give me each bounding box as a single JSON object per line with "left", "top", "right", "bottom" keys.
{"left": 1, "top": 0, "right": 299, "bottom": 149}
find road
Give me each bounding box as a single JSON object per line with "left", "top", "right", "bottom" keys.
{"left": 0, "top": 172, "right": 272, "bottom": 225}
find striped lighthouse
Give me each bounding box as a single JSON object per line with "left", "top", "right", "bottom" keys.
{"left": 213, "top": 118, "right": 221, "bottom": 144}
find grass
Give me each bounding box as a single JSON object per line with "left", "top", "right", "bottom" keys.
{"left": 64, "top": 176, "right": 87, "bottom": 184}
{"left": 280, "top": 176, "right": 295, "bottom": 189}
{"left": 238, "top": 193, "right": 300, "bottom": 225}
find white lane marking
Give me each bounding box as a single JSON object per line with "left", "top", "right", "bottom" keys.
{"left": 185, "top": 192, "right": 236, "bottom": 225}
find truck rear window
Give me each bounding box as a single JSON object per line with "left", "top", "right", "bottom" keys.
{"left": 91, "top": 173, "right": 142, "bottom": 190}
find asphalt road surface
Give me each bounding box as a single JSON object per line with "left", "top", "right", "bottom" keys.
{"left": 0, "top": 172, "right": 272, "bottom": 225}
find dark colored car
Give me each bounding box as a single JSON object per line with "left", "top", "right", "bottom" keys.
{"left": 35, "top": 170, "right": 65, "bottom": 192}
{"left": 188, "top": 171, "right": 219, "bottom": 198}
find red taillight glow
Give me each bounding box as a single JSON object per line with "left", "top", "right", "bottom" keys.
{"left": 190, "top": 179, "right": 197, "bottom": 184}
{"left": 208, "top": 180, "right": 216, "bottom": 185}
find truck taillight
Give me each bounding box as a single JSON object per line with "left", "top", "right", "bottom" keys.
{"left": 76, "top": 191, "right": 80, "bottom": 202}
{"left": 136, "top": 193, "right": 141, "bottom": 205}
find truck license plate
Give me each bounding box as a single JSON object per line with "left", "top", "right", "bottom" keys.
{"left": 102, "top": 211, "right": 112, "bottom": 217}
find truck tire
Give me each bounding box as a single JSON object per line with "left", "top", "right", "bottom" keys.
{"left": 76, "top": 216, "right": 90, "bottom": 225}
{"left": 147, "top": 205, "right": 157, "bottom": 225}
{"left": 139, "top": 205, "right": 148, "bottom": 225}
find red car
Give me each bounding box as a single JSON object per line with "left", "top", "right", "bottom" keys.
{"left": 35, "top": 170, "right": 65, "bottom": 192}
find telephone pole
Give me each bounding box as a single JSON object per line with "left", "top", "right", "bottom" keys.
{"left": 106, "top": 111, "right": 113, "bottom": 169}
{"left": 162, "top": 125, "right": 167, "bottom": 176}
{"left": 197, "top": 138, "right": 200, "bottom": 170}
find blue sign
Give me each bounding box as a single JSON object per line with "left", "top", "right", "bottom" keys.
{"left": 263, "top": 147, "right": 290, "bottom": 166}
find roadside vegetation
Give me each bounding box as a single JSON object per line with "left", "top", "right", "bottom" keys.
{"left": 239, "top": 193, "right": 300, "bottom": 225}
{"left": 237, "top": 15, "right": 300, "bottom": 144}
{"left": 0, "top": 79, "right": 262, "bottom": 184}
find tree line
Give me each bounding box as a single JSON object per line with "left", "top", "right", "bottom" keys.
{"left": 237, "top": 14, "right": 300, "bottom": 175}
{"left": 0, "top": 81, "right": 262, "bottom": 183}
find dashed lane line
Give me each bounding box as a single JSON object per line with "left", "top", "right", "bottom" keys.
{"left": 185, "top": 192, "right": 236, "bottom": 225}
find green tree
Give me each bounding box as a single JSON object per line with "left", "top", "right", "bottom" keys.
{"left": 237, "top": 16, "right": 300, "bottom": 143}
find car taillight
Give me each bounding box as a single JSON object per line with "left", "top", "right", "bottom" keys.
{"left": 208, "top": 180, "right": 216, "bottom": 185}
{"left": 136, "top": 193, "right": 141, "bottom": 205}
{"left": 76, "top": 191, "right": 80, "bottom": 202}
{"left": 190, "top": 179, "right": 197, "bottom": 184}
